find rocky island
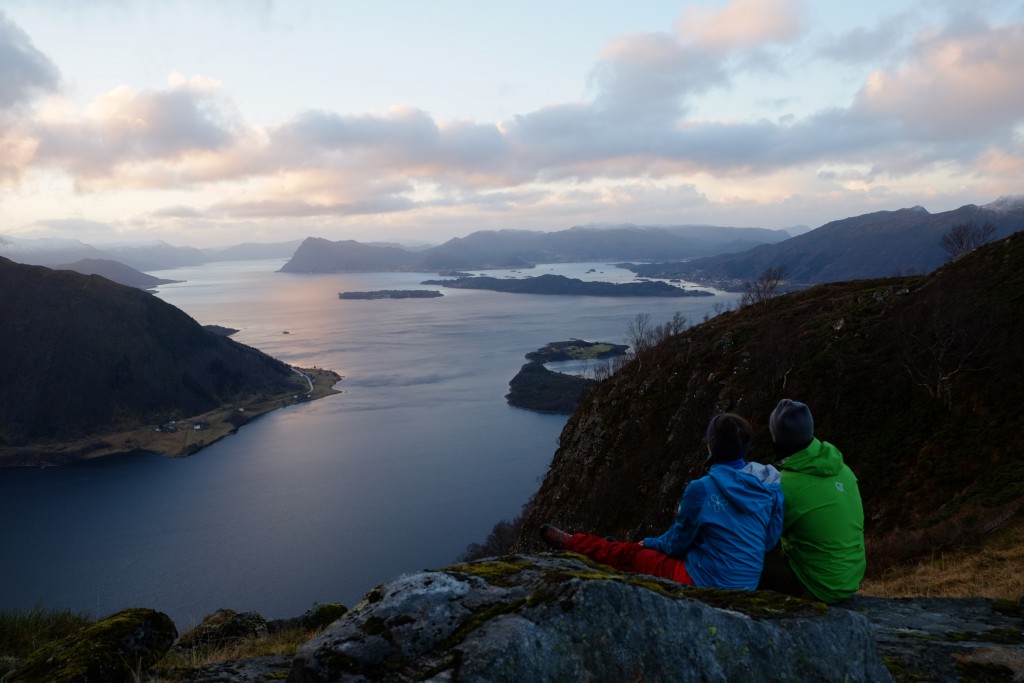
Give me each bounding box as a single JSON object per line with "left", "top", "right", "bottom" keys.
{"left": 506, "top": 340, "right": 628, "bottom": 414}
{"left": 338, "top": 289, "right": 442, "bottom": 299}
{"left": 421, "top": 273, "right": 713, "bottom": 297}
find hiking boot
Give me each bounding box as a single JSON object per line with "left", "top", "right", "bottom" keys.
{"left": 539, "top": 524, "right": 571, "bottom": 550}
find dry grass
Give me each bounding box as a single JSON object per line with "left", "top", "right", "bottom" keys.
{"left": 145, "top": 625, "right": 317, "bottom": 682}
{"left": 159, "top": 625, "right": 314, "bottom": 669}
{"left": 859, "top": 518, "right": 1024, "bottom": 599}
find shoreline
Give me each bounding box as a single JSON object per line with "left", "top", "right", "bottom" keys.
{"left": 0, "top": 366, "right": 343, "bottom": 468}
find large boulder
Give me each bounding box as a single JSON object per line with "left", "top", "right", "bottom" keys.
{"left": 8, "top": 607, "right": 176, "bottom": 683}
{"left": 288, "top": 554, "right": 891, "bottom": 682}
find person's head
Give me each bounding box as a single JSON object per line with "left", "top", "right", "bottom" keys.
{"left": 705, "top": 413, "right": 752, "bottom": 463}
{"left": 768, "top": 399, "right": 814, "bottom": 456}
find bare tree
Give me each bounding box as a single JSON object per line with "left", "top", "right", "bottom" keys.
{"left": 458, "top": 516, "right": 522, "bottom": 561}
{"left": 652, "top": 311, "right": 689, "bottom": 344}
{"left": 897, "top": 300, "right": 994, "bottom": 409}
{"left": 940, "top": 221, "right": 996, "bottom": 262}
{"left": 740, "top": 265, "right": 789, "bottom": 309}
{"left": 626, "top": 312, "right": 654, "bottom": 356}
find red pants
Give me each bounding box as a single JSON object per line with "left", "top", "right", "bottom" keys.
{"left": 566, "top": 534, "right": 694, "bottom": 585}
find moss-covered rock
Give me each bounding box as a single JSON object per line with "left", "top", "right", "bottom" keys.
{"left": 174, "top": 608, "right": 267, "bottom": 652}
{"left": 288, "top": 554, "right": 891, "bottom": 682}
{"left": 8, "top": 607, "right": 176, "bottom": 683}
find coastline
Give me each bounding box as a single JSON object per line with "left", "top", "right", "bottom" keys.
{"left": 0, "top": 367, "right": 343, "bottom": 468}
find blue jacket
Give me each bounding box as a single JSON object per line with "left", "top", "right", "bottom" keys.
{"left": 643, "top": 460, "right": 784, "bottom": 590}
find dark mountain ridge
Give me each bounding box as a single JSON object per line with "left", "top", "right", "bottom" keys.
{"left": 514, "top": 232, "right": 1024, "bottom": 576}
{"left": 0, "top": 257, "right": 304, "bottom": 447}
{"left": 625, "top": 197, "right": 1024, "bottom": 289}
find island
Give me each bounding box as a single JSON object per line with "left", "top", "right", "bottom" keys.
{"left": 506, "top": 340, "right": 629, "bottom": 414}
{"left": 421, "top": 274, "right": 713, "bottom": 297}
{"left": 339, "top": 290, "right": 443, "bottom": 300}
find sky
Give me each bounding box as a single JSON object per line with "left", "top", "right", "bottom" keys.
{"left": 0, "top": 0, "right": 1022, "bottom": 248}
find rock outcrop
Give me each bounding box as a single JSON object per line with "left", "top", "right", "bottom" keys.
{"left": 842, "top": 595, "right": 1024, "bottom": 682}
{"left": 8, "top": 607, "right": 176, "bottom": 683}
{"left": 287, "top": 554, "right": 892, "bottom": 682}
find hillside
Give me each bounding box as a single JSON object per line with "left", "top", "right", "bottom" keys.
{"left": 0, "top": 257, "right": 307, "bottom": 451}
{"left": 514, "top": 233, "right": 1024, "bottom": 577}
{"left": 625, "top": 196, "right": 1024, "bottom": 289}
{"left": 279, "top": 224, "right": 790, "bottom": 273}
{"left": 51, "top": 258, "right": 181, "bottom": 290}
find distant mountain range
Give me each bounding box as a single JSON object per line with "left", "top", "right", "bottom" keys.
{"left": 0, "top": 236, "right": 304, "bottom": 271}
{"left": 279, "top": 225, "right": 791, "bottom": 273}
{"left": 6, "top": 196, "right": 1023, "bottom": 288}
{"left": 623, "top": 196, "right": 1024, "bottom": 289}
{"left": 0, "top": 257, "right": 304, "bottom": 447}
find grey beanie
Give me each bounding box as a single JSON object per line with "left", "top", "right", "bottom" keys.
{"left": 769, "top": 399, "right": 814, "bottom": 447}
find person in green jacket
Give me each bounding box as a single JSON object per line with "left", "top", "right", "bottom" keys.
{"left": 758, "top": 399, "right": 866, "bottom": 603}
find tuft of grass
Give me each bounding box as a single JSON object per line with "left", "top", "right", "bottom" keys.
{"left": 155, "top": 624, "right": 315, "bottom": 671}
{"left": 860, "top": 519, "right": 1024, "bottom": 599}
{"left": 0, "top": 606, "right": 92, "bottom": 659}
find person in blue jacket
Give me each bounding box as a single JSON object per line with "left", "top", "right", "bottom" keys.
{"left": 541, "top": 413, "right": 785, "bottom": 590}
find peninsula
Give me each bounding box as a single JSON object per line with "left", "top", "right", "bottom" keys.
{"left": 339, "top": 289, "right": 442, "bottom": 299}
{"left": 421, "top": 273, "right": 713, "bottom": 297}
{"left": 0, "top": 256, "right": 344, "bottom": 468}
{"left": 0, "top": 367, "right": 342, "bottom": 468}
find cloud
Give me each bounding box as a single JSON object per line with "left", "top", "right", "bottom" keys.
{"left": 0, "top": 11, "right": 59, "bottom": 111}
{"left": 589, "top": 32, "right": 725, "bottom": 120}
{"left": 209, "top": 195, "right": 418, "bottom": 219}
{"left": 150, "top": 205, "right": 204, "bottom": 218}
{"left": 675, "top": 0, "right": 804, "bottom": 54}
{"left": 854, "top": 19, "right": 1024, "bottom": 138}
{"left": 817, "top": 22, "right": 906, "bottom": 64}
{"left": 31, "top": 77, "right": 236, "bottom": 178}
{"left": 2, "top": 2, "right": 1019, "bottom": 242}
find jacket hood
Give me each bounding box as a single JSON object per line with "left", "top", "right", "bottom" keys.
{"left": 780, "top": 438, "right": 844, "bottom": 477}
{"left": 708, "top": 461, "right": 782, "bottom": 513}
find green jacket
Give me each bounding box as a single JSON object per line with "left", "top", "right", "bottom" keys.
{"left": 779, "top": 438, "right": 865, "bottom": 603}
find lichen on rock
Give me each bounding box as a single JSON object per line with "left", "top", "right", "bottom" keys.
{"left": 288, "top": 554, "right": 891, "bottom": 682}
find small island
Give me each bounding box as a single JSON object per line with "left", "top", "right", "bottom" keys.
{"left": 339, "top": 290, "right": 443, "bottom": 300}
{"left": 421, "top": 274, "right": 713, "bottom": 297}
{"left": 506, "top": 340, "right": 628, "bottom": 414}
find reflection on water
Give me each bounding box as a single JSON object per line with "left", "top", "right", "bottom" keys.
{"left": 0, "top": 260, "right": 736, "bottom": 628}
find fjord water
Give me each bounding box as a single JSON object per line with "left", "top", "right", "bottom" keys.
{"left": 0, "top": 260, "right": 734, "bottom": 628}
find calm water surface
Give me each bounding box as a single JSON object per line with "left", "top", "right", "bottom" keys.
{"left": 0, "top": 260, "right": 736, "bottom": 628}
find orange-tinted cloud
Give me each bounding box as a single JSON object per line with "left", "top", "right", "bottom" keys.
{"left": 855, "top": 21, "right": 1024, "bottom": 138}
{"left": 675, "top": 0, "right": 804, "bottom": 53}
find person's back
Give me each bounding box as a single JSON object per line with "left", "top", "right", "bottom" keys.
{"left": 663, "top": 460, "right": 784, "bottom": 590}
{"left": 541, "top": 413, "right": 783, "bottom": 591}
{"left": 760, "top": 400, "right": 865, "bottom": 603}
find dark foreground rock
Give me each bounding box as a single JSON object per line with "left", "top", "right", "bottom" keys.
{"left": 841, "top": 595, "right": 1024, "bottom": 682}
{"left": 288, "top": 554, "right": 891, "bottom": 682}
{"left": 8, "top": 607, "right": 176, "bottom": 683}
